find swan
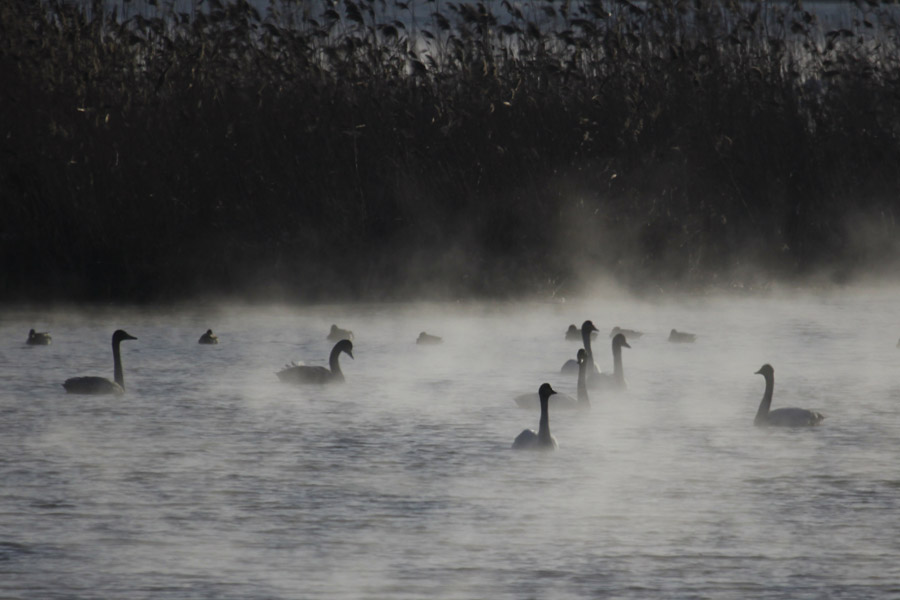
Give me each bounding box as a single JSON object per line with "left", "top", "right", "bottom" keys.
{"left": 327, "top": 324, "right": 353, "bottom": 341}
{"left": 610, "top": 326, "right": 642, "bottom": 339}
{"left": 754, "top": 364, "right": 825, "bottom": 427}
{"left": 588, "top": 333, "right": 630, "bottom": 390}
{"left": 416, "top": 331, "right": 443, "bottom": 345}
{"left": 562, "top": 320, "right": 600, "bottom": 374}
{"left": 63, "top": 329, "right": 137, "bottom": 395}
{"left": 513, "top": 383, "right": 559, "bottom": 450}
{"left": 515, "top": 349, "right": 589, "bottom": 410}
{"left": 198, "top": 329, "right": 218, "bottom": 344}
{"left": 27, "top": 329, "right": 52, "bottom": 345}
{"left": 669, "top": 329, "right": 696, "bottom": 343}
{"left": 277, "top": 339, "right": 353, "bottom": 384}
{"left": 566, "top": 324, "right": 598, "bottom": 341}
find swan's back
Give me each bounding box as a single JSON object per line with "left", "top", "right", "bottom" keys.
{"left": 27, "top": 329, "right": 52, "bottom": 345}
{"left": 765, "top": 407, "right": 825, "bottom": 427}
{"left": 277, "top": 365, "right": 337, "bottom": 384}
{"left": 63, "top": 376, "right": 125, "bottom": 395}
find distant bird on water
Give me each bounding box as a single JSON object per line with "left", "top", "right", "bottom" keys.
{"left": 566, "top": 324, "right": 598, "bottom": 341}
{"left": 63, "top": 329, "right": 137, "bottom": 395}
{"left": 753, "top": 364, "right": 825, "bottom": 427}
{"left": 610, "top": 326, "right": 642, "bottom": 339}
{"left": 327, "top": 324, "right": 353, "bottom": 341}
{"left": 277, "top": 339, "right": 354, "bottom": 384}
{"left": 668, "top": 329, "right": 696, "bottom": 343}
{"left": 198, "top": 329, "right": 218, "bottom": 344}
{"left": 27, "top": 329, "right": 52, "bottom": 345}
{"left": 513, "top": 383, "right": 559, "bottom": 450}
{"left": 416, "top": 331, "right": 443, "bottom": 345}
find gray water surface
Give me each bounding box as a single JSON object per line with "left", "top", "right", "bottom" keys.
{"left": 2, "top": 290, "right": 900, "bottom": 598}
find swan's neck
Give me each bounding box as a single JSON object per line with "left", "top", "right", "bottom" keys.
{"left": 755, "top": 374, "right": 774, "bottom": 425}
{"left": 612, "top": 346, "right": 625, "bottom": 384}
{"left": 582, "top": 331, "right": 593, "bottom": 362}
{"left": 112, "top": 340, "right": 125, "bottom": 389}
{"left": 328, "top": 347, "right": 344, "bottom": 380}
{"left": 538, "top": 395, "right": 552, "bottom": 444}
{"left": 577, "top": 361, "right": 589, "bottom": 406}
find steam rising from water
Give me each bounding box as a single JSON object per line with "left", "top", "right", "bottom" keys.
{"left": 3, "top": 287, "right": 900, "bottom": 597}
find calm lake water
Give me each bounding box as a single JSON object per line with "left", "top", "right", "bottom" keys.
{"left": 2, "top": 288, "right": 900, "bottom": 598}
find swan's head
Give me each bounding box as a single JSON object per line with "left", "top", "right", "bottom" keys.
{"left": 755, "top": 363, "right": 774, "bottom": 378}
{"left": 538, "top": 383, "right": 557, "bottom": 399}
{"left": 29, "top": 329, "right": 36, "bottom": 336}
{"left": 206, "top": 329, "right": 214, "bottom": 335}
{"left": 335, "top": 339, "right": 354, "bottom": 359}
{"left": 582, "top": 320, "right": 599, "bottom": 334}
{"left": 576, "top": 348, "right": 586, "bottom": 364}
{"left": 113, "top": 330, "right": 137, "bottom": 343}
{"left": 612, "top": 333, "right": 631, "bottom": 349}
{"left": 566, "top": 324, "right": 578, "bottom": 333}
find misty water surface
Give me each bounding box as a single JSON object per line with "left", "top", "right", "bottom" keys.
{"left": 2, "top": 289, "right": 900, "bottom": 598}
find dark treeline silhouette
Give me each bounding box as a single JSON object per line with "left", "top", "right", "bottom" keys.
{"left": 2, "top": 0, "right": 899, "bottom": 302}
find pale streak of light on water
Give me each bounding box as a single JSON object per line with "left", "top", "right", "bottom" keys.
{"left": 2, "top": 289, "right": 900, "bottom": 598}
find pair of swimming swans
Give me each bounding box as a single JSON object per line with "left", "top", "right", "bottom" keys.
{"left": 754, "top": 364, "right": 825, "bottom": 427}
{"left": 277, "top": 339, "right": 354, "bottom": 384}
{"left": 562, "top": 321, "right": 630, "bottom": 390}
{"left": 63, "top": 329, "right": 137, "bottom": 395}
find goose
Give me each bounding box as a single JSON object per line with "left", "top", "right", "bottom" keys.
{"left": 754, "top": 364, "right": 825, "bottom": 427}
{"left": 610, "top": 326, "right": 642, "bottom": 339}
{"left": 198, "top": 329, "right": 218, "bottom": 345}
{"left": 588, "top": 333, "right": 630, "bottom": 390}
{"left": 562, "top": 320, "right": 600, "bottom": 374}
{"left": 327, "top": 324, "right": 353, "bottom": 341}
{"left": 669, "top": 329, "right": 696, "bottom": 343}
{"left": 63, "top": 330, "right": 137, "bottom": 395}
{"left": 515, "top": 349, "right": 589, "bottom": 410}
{"left": 277, "top": 339, "right": 353, "bottom": 384}
{"left": 27, "top": 329, "right": 52, "bottom": 345}
{"left": 566, "top": 324, "right": 598, "bottom": 341}
{"left": 416, "top": 331, "right": 443, "bottom": 345}
{"left": 512, "top": 383, "right": 559, "bottom": 450}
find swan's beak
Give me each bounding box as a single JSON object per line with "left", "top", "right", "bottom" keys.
{"left": 347, "top": 350, "right": 354, "bottom": 359}
{"left": 125, "top": 333, "right": 137, "bottom": 340}
{"left": 754, "top": 368, "right": 762, "bottom": 374}
{"left": 623, "top": 340, "right": 631, "bottom": 348}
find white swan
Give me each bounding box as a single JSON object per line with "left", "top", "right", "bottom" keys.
{"left": 27, "top": 329, "right": 52, "bottom": 345}
{"left": 515, "top": 349, "right": 589, "bottom": 410}
{"left": 416, "top": 331, "right": 443, "bottom": 345}
{"left": 513, "top": 383, "right": 559, "bottom": 450}
{"left": 327, "top": 324, "right": 353, "bottom": 341}
{"left": 588, "top": 333, "right": 630, "bottom": 390}
{"left": 754, "top": 364, "right": 825, "bottom": 427}
{"left": 669, "top": 329, "right": 696, "bottom": 343}
{"left": 63, "top": 330, "right": 137, "bottom": 395}
{"left": 198, "top": 329, "right": 218, "bottom": 344}
{"left": 277, "top": 339, "right": 353, "bottom": 384}
{"left": 562, "top": 320, "right": 600, "bottom": 374}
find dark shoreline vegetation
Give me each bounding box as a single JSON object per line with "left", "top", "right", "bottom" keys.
{"left": 2, "top": 0, "right": 900, "bottom": 303}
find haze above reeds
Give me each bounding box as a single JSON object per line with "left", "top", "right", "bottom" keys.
{"left": 2, "top": 0, "right": 899, "bottom": 302}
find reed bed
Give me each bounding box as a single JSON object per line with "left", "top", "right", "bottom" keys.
{"left": 2, "top": 0, "right": 900, "bottom": 301}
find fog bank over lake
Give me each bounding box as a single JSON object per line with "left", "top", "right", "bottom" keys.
{"left": 3, "top": 286, "right": 900, "bottom": 597}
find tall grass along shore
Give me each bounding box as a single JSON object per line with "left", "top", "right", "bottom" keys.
{"left": 2, "top": 0, "right": 899, "bottom": 302}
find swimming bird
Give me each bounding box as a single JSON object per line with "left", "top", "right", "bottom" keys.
{"left": 515, "top": 349, "right": 589, "bottom": 410}
{"left": 512, "top": 383, "right": 559, "bottom": 450}
{"left": 416, "top": 331, "right": 443, "bottom": 345}
{"left": 610, "top": 326, "right": 642, "bottom": 339}
{"left": 63, "top": 329, "right": 137, "bottom": 395}
{"left": 753, "top": 364, "right": 825, "bottom": 427}
{"left": 277, "top": 339, "right": 353, "bottom": 384}
{"left": 327, "top": 324, "right": 353, "bottom": 341}
{"left": 588, "top": 333, "right": 630, "bottom": 390}
{"left": 562, "top": 320, "right": 600, "bottom": 374}
{"left": 198, "top": 329, "right": 218, "bottom": 344}
{"left": 566, "top": 324, "right": 598, "bottom": 341}
{"left": 27, "top": 329, "right": 52, "bottom": 345}
{"left": 669, "top": 329, "right": 696, "bottom": 343}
